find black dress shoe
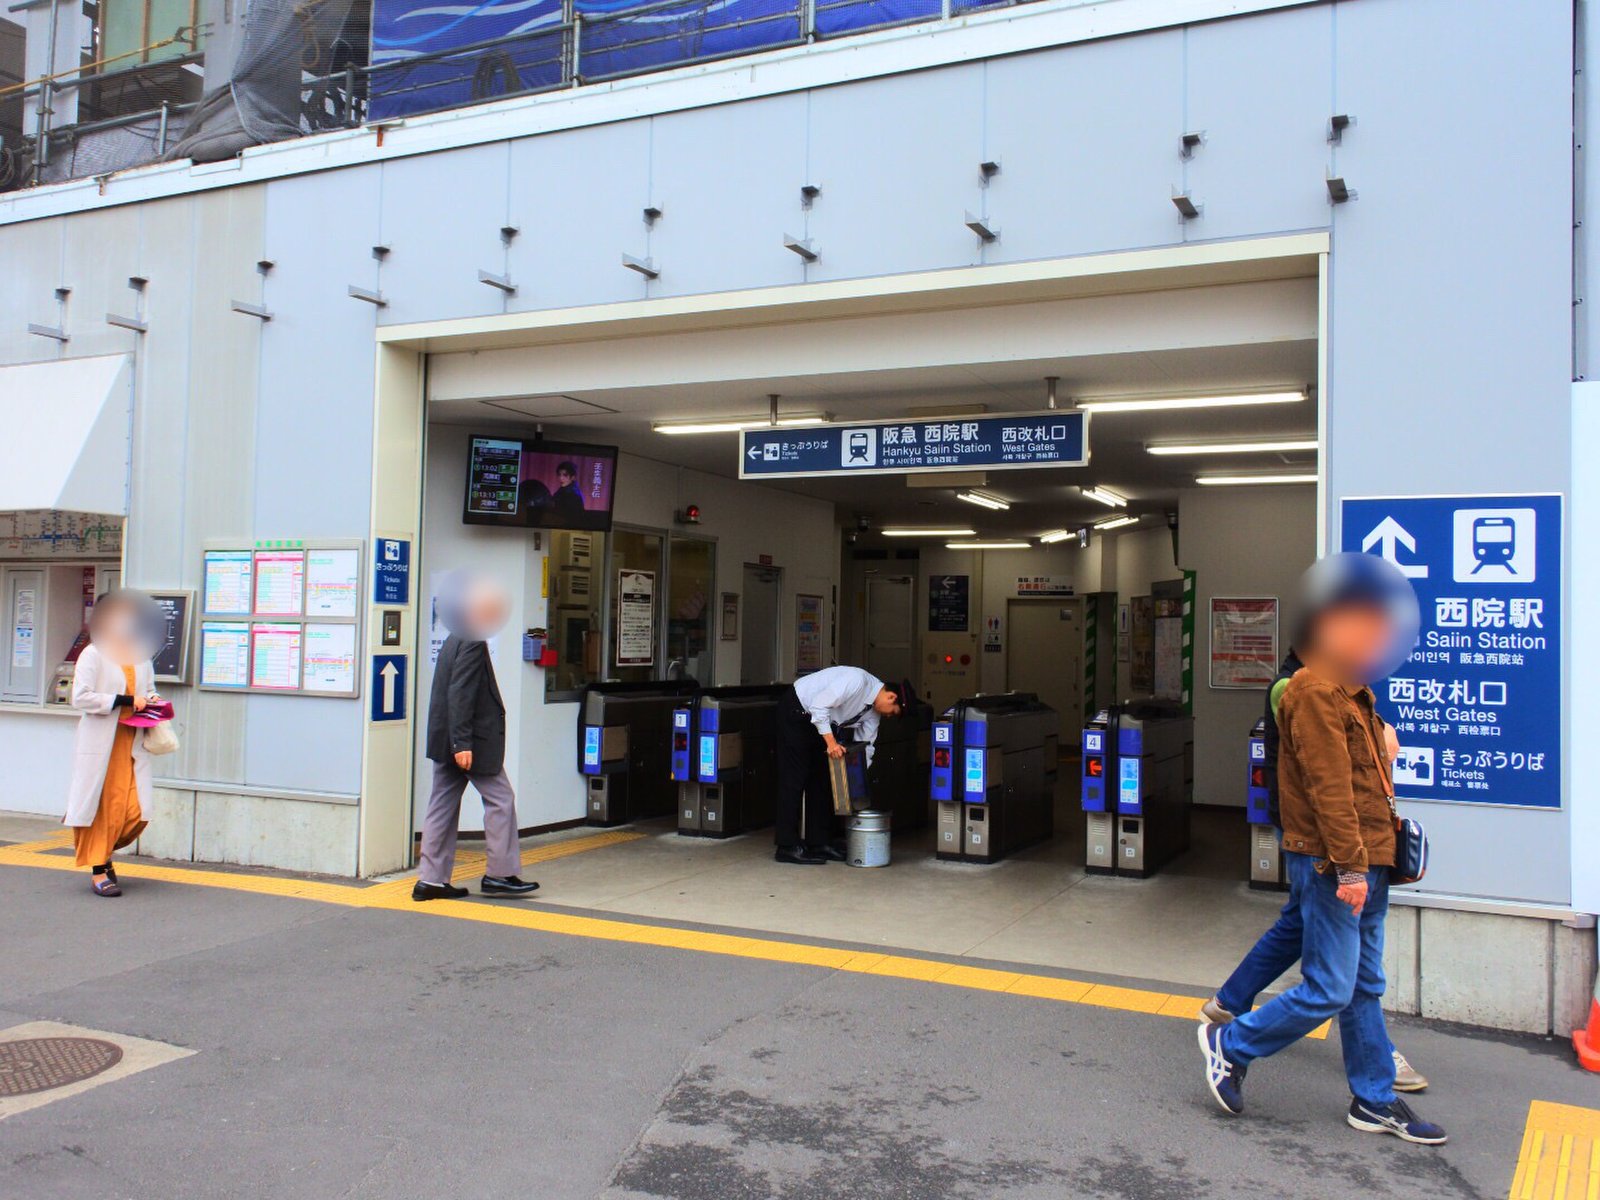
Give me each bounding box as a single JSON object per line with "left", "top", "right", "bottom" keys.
{"left": 809, "top": 844, "right": 847, "bottom": 862}
{"left": 774, "top": 845, "right": 828, "bottom": 865}
{"left": 412, "top": 881, "right": 469, "bottom": 902}
{"left": 481, "top": 874, "right": 540, "bottom": 897}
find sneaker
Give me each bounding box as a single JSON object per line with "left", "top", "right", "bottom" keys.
{"left": 1346, "top": 1098, "right": 1448, "bottom": 1145}
{"left": 1392, "top": 1050, "right": 1429, "bottom": 1093}
{"left": 1201, "top": 997, "right": 1236, "bottom": 1025}
{"left": 1197, "top": 1021, "right": 1246, "bottom": 1115}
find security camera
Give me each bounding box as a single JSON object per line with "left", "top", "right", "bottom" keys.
{"left": 856, "top": 516, "right": 870, "bottom": 533}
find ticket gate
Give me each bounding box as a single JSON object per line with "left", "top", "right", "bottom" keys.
{"left": 930, "top": 692, "right": 1058, "bottom": 864}
{"left": 861, "top": 688, "right": 935, "bottom": 833}
{"left": 1245, "top": 717, "right": 1286, "bottom": 890}
{"left": 578, "top": 680, "right": 700, "bottom": 825}
{"left": 1080, "top": 702, "right": 1194, "bottom": 878}
{"left": 674, "top": 685, "right": 783, "bottom": 837}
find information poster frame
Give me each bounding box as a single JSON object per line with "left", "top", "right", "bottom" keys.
{"left": 196, "top": 539, "right": 364, "bottom": 697}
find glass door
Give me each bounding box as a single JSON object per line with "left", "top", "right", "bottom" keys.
{"left": 607, "top": 527, "right": 665, "bottom": 682}
{"left": 667, "top": 535, "right": 715, "bottom": 684}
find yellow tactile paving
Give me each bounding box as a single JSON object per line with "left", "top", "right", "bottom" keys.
{"left": 361, "top": 827, "right": 649, "bottom": 899}
{"left": 1509, "top": 1101, "right": 1600, "bottom": 1200}
{"left": 0, "top": 835, "right": 1327, "bottom": 1036}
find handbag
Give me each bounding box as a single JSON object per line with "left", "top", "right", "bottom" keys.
{"left": 142, "top": 720, "right": 180, "bottom": 756}
{"left": 1355, "top": 713, "right": 1428, "bottom": 885}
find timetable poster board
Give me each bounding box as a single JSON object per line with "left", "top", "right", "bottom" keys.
{"left": 203, "top": 551, "right": 254, "bottom": 615}
{"left": 199, "top": 621, "right": 251, "bottom": 688}
{"left": 254, "top": 550, "right": 306, "bottom": 616}
{"left": 305, "top": 548, "right": 360, "bottom": 618}
{"left": 302, "top": 623, "right": 358, "bottom": 694}
{"left": 250, "top": 623, "right": 303, "bottom": 690}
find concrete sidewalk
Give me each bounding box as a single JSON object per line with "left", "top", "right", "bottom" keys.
{"left": 1, "top": 834, "right": 1595, "bottom": 1199}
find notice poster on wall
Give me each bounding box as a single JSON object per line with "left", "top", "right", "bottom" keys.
{"left": 203, "top": 550, "right": 254, "bottom": 615}
{"left": 250, "top": 623, "right": 303, "bottom": 690}
{"left": 305, "top": 549, "right": 360, "bottom": 618}
{"left": 1016, "top": 575, "right": 1073, "bottom": 597}
{"left": 616, "top": 569, "right": 656, "bottom": 666}
{"left": 1209, "top": 598, "right": 1279, "bottom": 689}
{"left": 254, "top": 551, "right": 306, "bottom": 616}
{"left": 199, "top": 621, "right": 251, "bottom": 688}
{"left": 302, "top": 623, "right": 358, "bottom": 694}
{"left": 796, "top": 594, "right": 824, "bottom": 674}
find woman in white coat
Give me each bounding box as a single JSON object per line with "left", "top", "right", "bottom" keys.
{"left": 67, "top": 591, "right": 159, "bottom": 897}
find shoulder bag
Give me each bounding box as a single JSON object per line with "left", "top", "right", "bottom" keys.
{"left": 1355, "top": 713, "right": 1427, "bottom": 885}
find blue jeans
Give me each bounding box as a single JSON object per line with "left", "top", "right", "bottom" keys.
{"left": 1219, "top": 852, "right": 1397, "bottom": 1108}
{"left": 1217, "top": 864, "right": 1305, "bottom": 1017}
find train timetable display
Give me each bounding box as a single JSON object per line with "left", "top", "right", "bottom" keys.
{"left": 466, "top": 438, "right": 522, "bottom": 516}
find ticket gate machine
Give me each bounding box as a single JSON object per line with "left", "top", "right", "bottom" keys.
{"left": 578, "top": 680, "right": 699, "bottom": 825}
{"left": 674, "top": 686, "right": 783, "bottom": 837}
{"left": 930, "top": 693, "right": 1058, "bottom": 864}
{"left": 1080, "top": 703, "right": 1194, "bottom": 878}
{"left": 1246, "top": 717, "right": 1286, "bottom": 890}
{"left": 863, "top": 689, "right": 935, "bottom": 832}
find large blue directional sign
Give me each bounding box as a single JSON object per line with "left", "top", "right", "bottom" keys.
{"left": 1340, "top": 494, "right": 1562, "bottom": 809}
{"left": 739, "top": 412, "right": 1088, "bottom": 479}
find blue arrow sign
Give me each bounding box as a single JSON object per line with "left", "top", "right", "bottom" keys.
{"left": 1340, "top": 493, "right": 1561, "bottom": 810}
{"left": 371, "top": 653, "right": 407, "bottom": 723}
{"left": 739, "top": 412, "right": 1088, "bottom": 479}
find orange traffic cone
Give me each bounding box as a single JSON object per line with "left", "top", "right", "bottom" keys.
{"left": 1575, "top": 964, "right": 1600, "bottom": 1072}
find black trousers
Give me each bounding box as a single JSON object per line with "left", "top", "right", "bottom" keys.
{"left": 776, "top": 687, "right": 832, "bottom": 850}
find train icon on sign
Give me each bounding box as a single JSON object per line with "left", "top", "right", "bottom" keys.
{"left": 841, "top": 428, "right": 877, "bottom": 467}
{"left": 1452, "top": 507, "right": 1535, "bottom": 583}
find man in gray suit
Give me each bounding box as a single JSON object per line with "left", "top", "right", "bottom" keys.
{"left": 414, "top": 573, "right": 539, "bottom": 901}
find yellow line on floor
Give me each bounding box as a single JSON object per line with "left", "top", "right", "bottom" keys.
{"left": 359, "top": 828, "right": 649, "bottom": 899}
{"left": 1509, "top": 1101, "right": 1600, "bottom": 1200}
{"left": 0, "top": 838, "right": 1326, "bottom": 1037}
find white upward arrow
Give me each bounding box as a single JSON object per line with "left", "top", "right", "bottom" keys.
{"left": 380, "top": 660, "right": 399, "bottom": 712}
{"left": 1361, "top": 516, "right": 1429, "bottom": 578}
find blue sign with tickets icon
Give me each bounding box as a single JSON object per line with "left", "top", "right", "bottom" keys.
{"left": 739, "top": 412, "right": 1088, "bottom": 480}
{"left": 1340, "top": 494, "right": 1562, "bottom": 809}
{"left": 373, "top": 538, "right": 411, "bottom": 606}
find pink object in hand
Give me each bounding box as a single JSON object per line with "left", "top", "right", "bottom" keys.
{"left": 124, "top": 699, "right": 175, "bottom": 728}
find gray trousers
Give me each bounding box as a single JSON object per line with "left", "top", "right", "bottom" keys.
{"left": 418, "top": 761, "right": 521, "bottom": 884}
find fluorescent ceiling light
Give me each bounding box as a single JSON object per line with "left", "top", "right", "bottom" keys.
{"left": 945, "top": 540, "right": 1032, "bottom": 550}
{"left": 1147, "top": 438, "right": 1318, "bottom": 456}
{"left": 882, "top": 527, "right": 976, "bottom": 537}
{"left": 1092, "top": 515, "right": 1140, "bottom": 531}
{"left": 1077, "top": 390, "right": 1305, "bottom": 414}
{"left": 956, "top": 490, "right": 1010, "bottom": 511}
{"left": 1080, "top": 486, "right": 1128, "bottom": 508}
{"left": 1196, "top": 473, "right": 1318, "bottom": 486}
{"left": 654, "top": 413, "right": 830, "bottom": 435}
{"left": 1036, "top": 529, "right": 1074, "bottom": 544}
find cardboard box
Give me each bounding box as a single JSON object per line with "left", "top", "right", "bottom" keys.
{"left": 828, "top": 743, "right": 871, "bottom": 816}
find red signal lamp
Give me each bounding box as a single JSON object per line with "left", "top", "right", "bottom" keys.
{"left": 676, "top": 504, "right": 702, "bottom": 525}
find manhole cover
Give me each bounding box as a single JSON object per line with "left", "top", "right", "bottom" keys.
{"left": 0, "top": 1038, "right": 124, "bottom": 1097}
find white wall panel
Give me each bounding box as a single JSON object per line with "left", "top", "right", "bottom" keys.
{"left": 983, "top": 31, "right": 1186, "bottom": 262}
{"left": 1181, "top": 6, "right": 1333, "bottom": 241}
{"left": 504, "top": 120, "right": 653, "bottom": 312}
{"left": 644, "top": 94, "right": 809, "bottom": 298}
{"left": 0, "top": 217, "right": 62, "bottom": 365}
{"left": 377, "top": 144, "right": 510, "bottom": 325}
{"left": 804, "top": 66, "right": 985, "bottom": 281}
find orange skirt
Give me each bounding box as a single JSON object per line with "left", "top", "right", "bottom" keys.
{"left": 73, "top": 723, "right": 147, "bottom": 868}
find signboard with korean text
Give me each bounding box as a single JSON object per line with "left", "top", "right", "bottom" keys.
{"left": 739, "top": 412, "right": 1087, "bottom": 479}
{"left": 928, "top": 575, "right": 970, "bottom": 632}
{"left": 1340, "top": 494, "right": 1561, "bottom": 809}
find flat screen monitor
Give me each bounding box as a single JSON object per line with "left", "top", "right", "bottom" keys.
{"left": 463, "top": 436, "right": 619, "bottom": 532}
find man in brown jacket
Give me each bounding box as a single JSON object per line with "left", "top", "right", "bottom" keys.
{"left": 1198, "top": 553, "right": 1446, "bottom": 1145}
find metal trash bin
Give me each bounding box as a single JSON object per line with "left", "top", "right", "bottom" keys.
{"left": 847, "top": 810, "right": 891, "bottom": 867}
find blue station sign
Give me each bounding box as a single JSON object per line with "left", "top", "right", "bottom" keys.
{"left": 738, "top": 412, "right": 1088, "bottom": 479}
{"left": 1340, "top": 494, "right": 1562, "bottom": 810}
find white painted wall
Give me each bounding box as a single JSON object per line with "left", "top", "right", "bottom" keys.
{"left": 417, "top": 424, "right": 837, "bottom": 831}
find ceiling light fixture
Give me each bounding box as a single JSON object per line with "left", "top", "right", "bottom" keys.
{"left": 1080, "top": 486, "right": 1128, "bottom": 508}
{"left": 882, "top": 527, "right": 977, "bottom": 538}
{"left": 1092, "top": 515, "right": 1140, "bottom": 531}
{"left": 1196, "top": 473, "right": 1318, "bottom": 486}
{"left": 653, "top": 413, "right": 829, "bottom": 435}
{"left": 945, "top": 540, "right": 1032, "bottom": 550}
{"left": 1146, "top": 438, "right": 1318, "bottom": 456}
{"left": 1036, "top": 529, "right": 1073, "bottom": 544}
{"left": 1076, "top": 390, "right": 1306, "bottom": 414}
{"left": 956, "top": 490, "right": 1010, "bottom": 511}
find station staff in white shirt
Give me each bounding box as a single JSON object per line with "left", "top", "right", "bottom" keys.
{"left": 775, "top": 665, "right": 902, "bottom": 865}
